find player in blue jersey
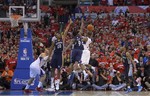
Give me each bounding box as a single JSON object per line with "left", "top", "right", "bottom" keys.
{"left": 65, "top": 18, "right": 94, "bottom": 86}
{"left": 64, "top": 18, "right": 85, "bottom": 84}
{"left": 47, "top": 19, "right": 73, "bottom": 91}
{"left": 65, "top": 18, "right": 84, "bottom": 67}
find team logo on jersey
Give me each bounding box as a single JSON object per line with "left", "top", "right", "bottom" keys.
{"left": 23, "top": 48, "right": 27, "bottom": 57}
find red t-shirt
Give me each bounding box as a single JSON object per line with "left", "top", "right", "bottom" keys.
{"left": 58, "top": 7, "right": 64, "bottom": 16}
{"left": 146, "top": 7, "right": 150, "bottom": 13}
{"left": 6, "top": 58, "right": 17, "bottom": 71}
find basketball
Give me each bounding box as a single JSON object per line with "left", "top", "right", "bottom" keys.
{"left": 87, "top": 24, "right": 94, "bottom": 31}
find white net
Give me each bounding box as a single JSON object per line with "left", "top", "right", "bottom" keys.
{"left": 10, "top": 15, "right": 21, "bottom": 28}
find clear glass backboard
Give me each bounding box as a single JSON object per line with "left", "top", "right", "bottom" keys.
{"left": 0, "top": 0, "right": 40, "bottom": 22}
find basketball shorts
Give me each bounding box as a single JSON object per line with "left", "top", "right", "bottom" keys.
{"left": 50, "top": 53, "right": 62, "bottom": 69}
{"left": 71, "top": 49, "right": 82, "bottom": 63}
{"left": 30, "top": 63, "right": 45, "bottom": 78}
{"left": 81, "top": 50, "right": 90, "bottom": 65}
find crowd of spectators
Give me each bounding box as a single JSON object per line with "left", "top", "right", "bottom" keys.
{"left": 0, "top": 2, "right": 150, "bottom": 91}
{"left": 81, "top": 0, "right": 150, "bottom": 6}
{"left": 59, "top": 10, "right": 150, "bottom": 91}
{"left": 29, "top": 5, "right": 150, "bottom": 91}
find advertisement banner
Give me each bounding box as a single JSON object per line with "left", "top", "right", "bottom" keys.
{"left": 11, "top": 69, "right": 39, "bottom": 90}
{"left": 75, "top": 13, "right": 97, "bottom": 19}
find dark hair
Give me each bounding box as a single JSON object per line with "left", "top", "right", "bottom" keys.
{"left": 72, "top": 29, "right": 79, "bottom": 37}
{"left": 98, "top": 68, "right": 104, "bottom": 74}
{"left": 87, "top": 31, "right": 92, "bottom": 37}
{"left": 115, "top": 52, "right": 122, "bottom": 57}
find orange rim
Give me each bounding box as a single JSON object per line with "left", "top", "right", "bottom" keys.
{"left": 10, "top": 15, "right": 21, "bottom": 20}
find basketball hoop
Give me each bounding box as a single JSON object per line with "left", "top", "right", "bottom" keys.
{"left": 10, "top": 15, "right": 22, "bottom": 28}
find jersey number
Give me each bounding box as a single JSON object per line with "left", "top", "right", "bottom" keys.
{"left": 57, "top": 44, "right": 61, "bottom": 49}
{"left": 78, "top": 41, "right": 81, "bottom": 46}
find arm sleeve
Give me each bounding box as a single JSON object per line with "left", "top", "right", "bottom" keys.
{"left": 52, "top": 36, "right": 57, "bottom": 42}
{"left": 39, "top": 57, "right": 43, "bottom": 61}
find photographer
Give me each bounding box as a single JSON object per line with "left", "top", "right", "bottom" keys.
{"left": 144, "top": 76, "right": 150, "bottom": 90}
{"left": 59, "top": 68, "right": 70, "bottom": 90}
{"left": 109, "top": 71, "right": 126, "bottom": 90}
{"left": 78, "top": 67, "right": 94, "bottom": 90}
{"left": 92, "top": 69, "right": 109, "bottom": 90}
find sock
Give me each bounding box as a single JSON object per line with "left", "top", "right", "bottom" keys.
{"left": 38, "top": 81, "right": 42, "bottom": 88}
{"left": 51, "top": 78, "right": 54, "bottom": 88}
{"left": 83, "top": 70, "right": 86, "bottom": 74}
{"left": 127, "top": 86, "right": 131, "bottom": 89}
{"left": 25, "top": 84, "right": 30, "bottom": 90}
{"left": 91, "top": 66, "right": 95, "bottom": 71}
{"left": 73, "top": 70, "right": 81, "bottom": 80}
{"left": 55, "top": 79, "right": 60, "bottom": 90}
{"left": 83, "top": 70, "right": 88, "bottom": 80}
{"left": 73, "top": 70, "right": 76, "bottom": 73}
{"left": 55, "top": 79, "right": 60, "bottom": 84}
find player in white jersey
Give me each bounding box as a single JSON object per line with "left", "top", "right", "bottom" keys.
{"left": 24, "top": 48, "right": 49, "bottom": 93}
{"left": 80, "top": 31, "right": 93, "bottom": 80}
{"left": 81, "top": 36, "right": 92, "bottom": 65}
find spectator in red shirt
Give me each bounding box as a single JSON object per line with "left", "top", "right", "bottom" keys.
{"left": 146, "top": 5, "right": 150, "bottom": 13}
{"left": 57, "top": 5, "right": 64, "bottom": 23}
{"left": 6, "top": 54, "right": 17, "bottom": 71}
{"left": 100, "top": 0, "right": 108, "bottom": 6}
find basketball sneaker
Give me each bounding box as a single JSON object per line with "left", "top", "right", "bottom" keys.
{"left": 125, "top": 88, "right": 132, "bottom": 94}
{"left": 55, "top": 79, "right": 60, "bottom": 91}
{"left": 138, "top": 86, "right": 143, "bottom": 92}
{"left": 45, "top": 88, "right": 55, "bottom": 91}
{"left": 36, "top": 87, "right": 43, "bottom": 92}
{"left": 55, "top": 82, "right": 60, "bottom": 91}
{"left": 24, "top": 89, "right": 32, "bottom": 93}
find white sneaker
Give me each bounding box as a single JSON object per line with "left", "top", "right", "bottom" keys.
{"left": 45, "top": 88, "right": 55, "bottom": 91}
{"left": 45, "top": 82, "right": 55, "bottom": 91}
{"left": 55, "top": 83, "right": 59, "bottom": 90}
{"left": 51, "top": 83, "right": 55, "bottom": 89}
{"left": 84, "top": 73, "right": 88, "bottom": 80}
{"left": 55, "top": 79, "right": 60, "bottom": 91}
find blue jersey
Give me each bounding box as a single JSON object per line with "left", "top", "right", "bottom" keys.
{"left": 54, "top": 39, "right": 63, "bottom": 54}
{"left": 73, "top": 35, "right": 83, "bottom": 50}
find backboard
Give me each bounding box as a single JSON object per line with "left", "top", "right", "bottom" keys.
{"left": 0, "top": 0, "right": 40, "bottom": 22}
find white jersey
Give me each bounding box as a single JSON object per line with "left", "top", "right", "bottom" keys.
{"left": 81, "top": 37, "right": 92, "bottom": 65}
{"left": 29, "top": 55, "right": 48, "bottom": 78}
{"left": 32, "top": 55, "right": 49, "bottom": 67}
{"left": 83, "top": 37, "right": 92, "bottom": 50}
{"left": 52, "top": 36, "right": 57, "bottom": 42}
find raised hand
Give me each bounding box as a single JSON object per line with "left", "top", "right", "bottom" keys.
{"left": 69, "top": 18, "right": 73, "bottom": 24}
{"left": 81, "top": 17, "right": 84, "bottom": 22}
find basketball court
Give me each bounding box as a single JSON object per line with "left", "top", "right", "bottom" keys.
{"left": 0, "top": 90, "right": 149, "bottom": 96}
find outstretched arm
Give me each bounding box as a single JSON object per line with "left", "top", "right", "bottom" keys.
{"left": 49, "top": 41, "right": 55, "bottom": 57}
{"left": 64, "top": 39, "right": 74, "bottom": 52}
{"left": 126, "top": 52, "right": 137, "bottom": 72}
{"left": 78, "top": 18, "right": 84, "bottom": 35}
{"left": 62, "top": 19, "right": 73, "bottom": 40}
